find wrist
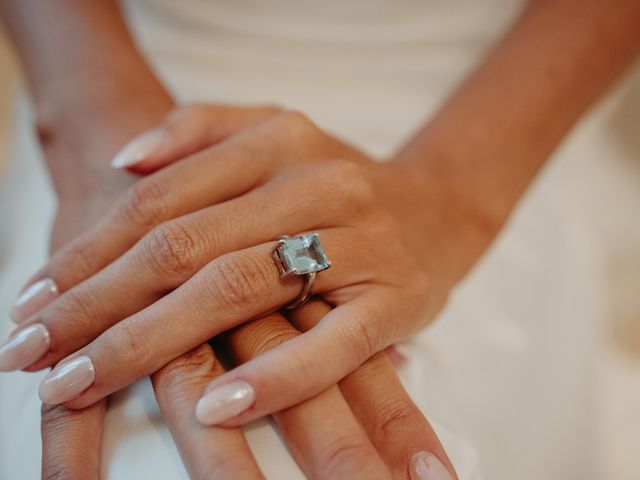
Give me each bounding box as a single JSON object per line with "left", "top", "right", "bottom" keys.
{"left": 36, "top": 86, "right": 173, "bottom": 160}
{"left": 37, "top": 92, "right": 174, "bottom": 201}
{"left": 38, "top": 120, "right": 135, "bottom": 203}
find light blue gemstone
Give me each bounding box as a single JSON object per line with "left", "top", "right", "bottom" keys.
{"left": 279, "top": 234, "right": 330, "bottom": 275}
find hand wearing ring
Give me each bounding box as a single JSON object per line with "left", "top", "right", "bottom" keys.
{"left": 2, "top": 105, "right": 456, "bottom": 439}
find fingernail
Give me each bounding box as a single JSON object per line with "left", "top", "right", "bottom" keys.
{"left": 410, "top": 452, "right": 453, "bottom": 480}
{"left": 39, "top": 355, "right": 95, "bottom": 405}
{"left": 0, "top": 324, "right": 50, "bottom": 371}
{"left": 195, "top": 380, "right": 255, "bottom": 425}
{"left": 10, "top": 278, "right": 59, "bottom": 323}
{"left": 111, "top": 128, "right": 167, "bottom": 168}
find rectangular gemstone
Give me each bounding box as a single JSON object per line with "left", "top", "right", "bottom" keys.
{"left": 278, "top": 234, "right": 330, "bottom": 275}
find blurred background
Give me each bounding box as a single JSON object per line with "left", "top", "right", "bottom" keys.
{"left": 0, "top": 20, "right": 639, "bottom": 479}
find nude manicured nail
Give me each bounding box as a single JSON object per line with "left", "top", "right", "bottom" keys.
{"left": 111, "top": 128, "right": 166, "bottom": 168}
{"left": 410, "top": 452, "right": 453, "bottom": 480}
{"left": 10, "top": 278, "right": 59, "bottom": 323}
{"left": 195, "top": 380, "right": 255, "bottom": 425}
{"left": 39, "top": 356, "right": 95, "bottom": 405}
{"left": 0, "top": 324, "right": 50, "bottom": 371}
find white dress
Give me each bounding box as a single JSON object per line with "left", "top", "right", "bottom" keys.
{"left": 1, "top": 0, "right": 623, "bottom": 478}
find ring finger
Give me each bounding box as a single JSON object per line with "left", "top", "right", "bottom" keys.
{"left": 35, "top": 228, "right": 385, "bottom": 408}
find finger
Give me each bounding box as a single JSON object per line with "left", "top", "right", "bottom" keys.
{"left": 151, "top": 343, "right": 263, "bottom": 480}
{"left": 291, "top": 300, "right": 458, "bottom": 480}
{"left": 41, "top": 399, "right": 107, "bottom": 480}
{"left": 342, "top": 353, "right": 457, "bottom": 480}
{"left": 18, "top": 162, "right": 369, "bottom": 372}
{"left": 16, "top": 197, "right": 370, "bottom": 371}
{"left": 10, "top": 111, "right": 306, "bottom": 324}
{"left": 225, "top": 313, "right": 390, "bottom": 480}
{"left": 37, "top": 233, "right": 374, "bottom": 408}
{"left": 11, "top": 111, "right": 341, "bottom": 334}
{"left": 192, "top": 290, "right": 398, "bottom": 427}
{"left": 112, "top": 103, "right": 282, "bottom": 173}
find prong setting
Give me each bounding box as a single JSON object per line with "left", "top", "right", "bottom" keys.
{"left": 272, "top": 233, "right": 331, "bottom": 278}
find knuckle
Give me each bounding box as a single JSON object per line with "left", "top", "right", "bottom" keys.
{"left": 285, "top": 343, "right": 317, "bottom": 381}
{"left": 155, "top": 346, "right": 218, "bottom": 402}
{"left": 114, "top": 320, "right": 151, "bottom": 365}
{"left": 160, "top": 104, "right": 204, "bottom": 144}
{"left": 57, "top": 239, "right": 95, "bottom": 280}
{"left": 233, "top": 317, "right": 298, "bottom": 358}
{"left": 279, "top": 109, "right": 315, "bottom": 131}
{"left": 120, "top": 178, "right": 170, "bottom": 228}
{"left": 327, "top": 157, "right": 360, "bottom": 179}
{"left": 344, "top": 318, "right": 381, "bottom": 362}
{"left": 44, "top": 287, "right": 100, "bottom": 332}
{"left": 41, "top": 403, "right": 74, "bottom": 427}
{"left": 43, "top": 465, "right": 82, "bottom": 480}
{"left": 143, "top": 221, "right": 201, "bottom": 276}
{"left": 252, "top": 326, "right": 298, "bottom": 356}
{"left": 270, "top": 110, "right": 322, "bottom": 149}
{"left": 373, "top": 396, "right": 422, "bottom": 437}
{"left": 208, "top": 253, "right": 275, "bottom": 308}
{"left": 165, "top": 344, "right": 216, "bottom": 374}
{"left": 325, "top": 159, "right": 376, "bottom": 209}
{"left": 320, "top": 435, "right": 376, "bottom": 474}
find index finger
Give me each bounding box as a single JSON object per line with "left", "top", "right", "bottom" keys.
{"left": 41, "top": 400, "right": 107, "bottom": 480}
{"left": 226, "top": 313, "right": 391, "bottom": 479}
{"left": 151, "top": 343, "right": 263, "bottom": 480}
{"left": 290, "top": 300, "right": 457, "bottom": 480}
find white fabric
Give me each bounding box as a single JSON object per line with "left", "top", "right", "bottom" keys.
{"left": 1, "top": 0, "right": 622, "bottom": 478}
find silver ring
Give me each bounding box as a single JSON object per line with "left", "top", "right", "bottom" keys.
{"left": 272, "top": 233, "right": 331, "bottom": 309}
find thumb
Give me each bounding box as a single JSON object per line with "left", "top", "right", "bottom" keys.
{"left": 110, "top": 103, "right": 281, "bottom": 174}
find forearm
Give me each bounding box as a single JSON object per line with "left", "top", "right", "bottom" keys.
{"left": 0, "top": 0, "right": 173, "bottom": 198}
{"left": 396, "top": 0, "right": 640, "bottom": 285}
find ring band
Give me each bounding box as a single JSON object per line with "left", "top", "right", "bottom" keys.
{"left": 285, "top": 271, "right": 316, "bottom": 309}
{"left": 272, "top": 233, "right": 331, "bottom": 309}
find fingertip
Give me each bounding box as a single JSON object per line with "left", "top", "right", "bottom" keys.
{"left": 195, "top": 379, "right": 255, "bottom": 426}
{"left": 410, "top": 451, "right": 455, "bottom": 480}
{"left": 9, "top": 277, "right": 59, "bottom": 324}
{"left": 111, "top": 128, "right": 168, "bottom": 170}
{"left": 38, "top": 355, "right": 95, "bottom": 406}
